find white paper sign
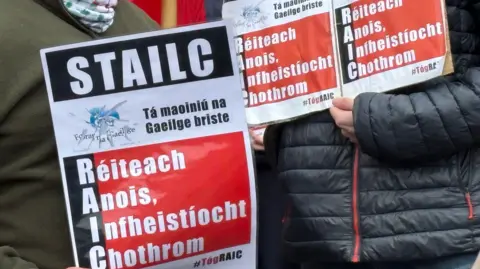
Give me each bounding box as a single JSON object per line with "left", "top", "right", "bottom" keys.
{"left": 40, "top": 21, "right": 257, "bottom": 269}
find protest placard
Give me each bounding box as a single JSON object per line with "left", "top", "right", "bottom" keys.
{"left": 223, "top": 0, "right": 340, "bottom": 126}
{"left": 335, "top": 0, "right": 453, "bottom": 97}
{"left": 40, "top": 21, "right": 257, "bottom": 269}
{"left": 223, "top": 0, "right": 453, "bottom": 126}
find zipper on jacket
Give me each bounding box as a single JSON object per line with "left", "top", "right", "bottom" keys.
{"left": 351, "top": 145, "right": 361, "bottom": 262}
{"left": 466, "top": 151, "right": 475, "bottom": 220}
{"left": 465, "top": 191, "right": 474, "bottom": 220}
{"left": 282, "top": 202, "right": 291, "bottom": 223}
{"left": 456, "top": 153, "right": 475, "bottom": 220}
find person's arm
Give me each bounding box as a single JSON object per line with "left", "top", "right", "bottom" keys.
{"left": 353, "top": 67, "right": 480, "bottom": 162}
{"left": 0, "top": 247, "right": 38, "bottom": 269}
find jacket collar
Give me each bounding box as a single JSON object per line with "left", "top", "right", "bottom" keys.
{"left": 34, "top": 0, "right": 66, "bottom": 18}
{"left": 33, "top": 0, "right": 97, "bottom": 36}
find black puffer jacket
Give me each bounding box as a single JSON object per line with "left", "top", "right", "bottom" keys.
{"left": 265, "top": 0, "right": 480, "bottom": 263}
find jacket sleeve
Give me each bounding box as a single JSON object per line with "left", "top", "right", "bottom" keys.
{"left": 0, "top": 247, "right": 37, "bottom": 269}
{"left": 353, "top": 67, "right": 480, "bottom": 162}
{"left": 204, "top": 0, "right": 223, "bottom": 21}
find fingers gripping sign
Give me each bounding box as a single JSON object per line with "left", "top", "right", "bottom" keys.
{"left": 330, "top": 98, "right": 358, "bottom": 143}
{"left": 249, "top": 129, "right": 265, "bottom": 151}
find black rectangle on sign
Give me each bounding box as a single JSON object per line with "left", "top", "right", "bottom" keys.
{"left": 44, "top": 26, "right": 234, "bottom": 102}
{"left": 64, "top": 154, "right": 106, "bottom": 268}
{"left": 335, "top": 4, "right": 358, "bottom": 84}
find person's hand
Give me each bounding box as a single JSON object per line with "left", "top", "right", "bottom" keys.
{"left": 330, "top": 97, "right": 358, "bottom": 143}
{"left": 249, "top": 129, "right": 265, "bottom": 151}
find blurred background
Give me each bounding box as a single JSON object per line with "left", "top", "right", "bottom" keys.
{"left": 131, "top": 0, "right": 209, "bottom": 28}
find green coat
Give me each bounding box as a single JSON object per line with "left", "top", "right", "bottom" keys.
{"left": 0, "top": 1, "right": 159, "bottom": 268}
